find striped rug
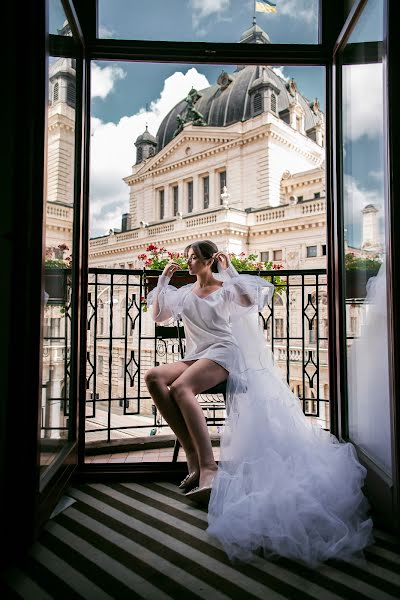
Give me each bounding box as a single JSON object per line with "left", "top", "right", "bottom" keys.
{"left": 2, "top": 481, "right": 400, "bottom": 599}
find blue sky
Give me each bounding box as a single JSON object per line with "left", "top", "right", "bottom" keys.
{"left": 97, "top": 0, "right": 319, "bottom": 44}
{"left": 49, "top": 0, "right": 386, "bottom": 248}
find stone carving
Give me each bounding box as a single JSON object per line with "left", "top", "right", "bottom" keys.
{"left": 173, "top": 88, "right": 207, "bottom": 138}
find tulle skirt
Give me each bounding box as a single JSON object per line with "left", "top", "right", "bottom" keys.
{"left": 207, "top": 363, "right": 374, "bottom": 568}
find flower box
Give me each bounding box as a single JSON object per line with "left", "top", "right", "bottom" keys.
{"left": 44, "top": 267, "right": 70, "bottom": 305}
{"left": 145, "top": 271, "right": 196, "bottom": 294}
{"left": 345, "top": 269, "right": 379, "bottom": 299}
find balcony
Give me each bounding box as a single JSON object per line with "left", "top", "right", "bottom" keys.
{"left": 41, "top": 268, "right": 330, "bottom": 464}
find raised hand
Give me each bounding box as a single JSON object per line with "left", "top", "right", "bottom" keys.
{"left": 213, "top": 251, "right": 230, "bottom": 270}
{"left": 162, "top": 261, "right": 181, "bottom": 278}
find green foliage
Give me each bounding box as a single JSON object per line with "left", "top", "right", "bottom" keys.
{"left": 138, "top": 246, "right": 287, "bottom": 304}
{"left": 345, "top": 252, "right": 382, "bottom": 272}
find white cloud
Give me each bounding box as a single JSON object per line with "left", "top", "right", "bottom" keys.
{"left": 191, "top": 0, "right": 231, "bottom": 30}
{"left": 368, "top": 169, "right": 384, "bottom": 181}
{"left": 91, "top": 63, "right": 126, "bottom": 99}
{"left": 343, "top": 174, "right": 384, "bottom": 247}
{"left": 277, "top": 0, "right": 318, "bottom": 25}
{"left": 98, "top": 25, "right": 116, "bottom": 38}
{"left": 342, "top": 63, "right": 383, "bottom": 141}
{"left": 271, "top": 66, "right": 289, "bottom": 82}
{"left": 90, "top": 68, "right": 210, "bottom": 237}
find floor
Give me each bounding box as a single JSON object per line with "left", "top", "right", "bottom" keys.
{"left": 85, "top": 446, "right": 221, "bottom": 464}
{"left": 1, "top": 481, "right": 399, "bottom": 599}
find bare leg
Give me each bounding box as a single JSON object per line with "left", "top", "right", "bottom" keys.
{"left": 170, "top": 359, "right": 228, "bottom": 489}
{"left": 144, "top": 362, "right": 199, "bottom": 474}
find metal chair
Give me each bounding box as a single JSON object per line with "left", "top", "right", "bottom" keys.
{"left": 154, "top": 321, "right": 227, "bottom": 462}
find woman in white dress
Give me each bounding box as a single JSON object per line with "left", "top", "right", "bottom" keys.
{"left": 145, "top": 240, "right": 373, "bottom": 567}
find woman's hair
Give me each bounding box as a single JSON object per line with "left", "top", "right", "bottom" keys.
{"left": 184, "top": 240, "right": 219, "bottom": 273}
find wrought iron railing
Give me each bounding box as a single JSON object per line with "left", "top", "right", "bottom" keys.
{"left": 40, "top": 268, "right": 329, "bottom": 445}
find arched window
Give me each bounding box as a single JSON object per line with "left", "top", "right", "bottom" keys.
{"left": 53, "top": 82, "right": 59, "bottom": 102}
{"left": 271, "top": 93, "right": 277, "bottom": 113}
{"left": 253, "top": 92, "right": 263, "bottom": 115}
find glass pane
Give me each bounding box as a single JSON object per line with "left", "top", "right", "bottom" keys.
{"left": 341, "top": 0, "right": 391, "bottom": 474}
{"left": 49, "top": 0, "right": 71, "bottom": 36}
{"left": 98, "top": 0, "right": 319, "bottom": 44}
{"left": 87, "top": 60, "right": 327, "bottom": 461}
{"left": 40, "top": 40, "right": 77, "bottom": 474}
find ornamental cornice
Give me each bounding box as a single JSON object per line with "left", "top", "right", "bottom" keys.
{"left": 250, "top": 220, "right": 325, "bottom": 236}
{"left": 48, "top": 122, "right": 75, "bottom": 133}
{"left": 125, "top": 127, "right": 321, "bottom": 186}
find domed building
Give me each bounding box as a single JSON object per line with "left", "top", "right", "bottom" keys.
{"left": 89, "top": 23, "right": 338, "bottom": 428}
{"left": 89, "top": 21, "right": 327, "bottom": 269}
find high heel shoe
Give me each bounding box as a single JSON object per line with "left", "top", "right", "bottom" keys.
{"left": 185, "top": 471, "right": 216, "bottom": 505}
{"left": 178, "top": 472, "right": 199, "bottom": 491}
{"left": 185, "top": 484, "right": 213, "bottom": 505}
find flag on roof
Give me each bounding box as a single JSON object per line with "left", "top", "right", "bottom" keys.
{"left": 255, "top": 1, "right": 277, "bottom": 13}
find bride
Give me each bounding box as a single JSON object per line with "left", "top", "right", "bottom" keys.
{"left": 145, "top": 239, "right": 373, "bottom": 567}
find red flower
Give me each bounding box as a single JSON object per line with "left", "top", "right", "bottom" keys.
{"left": 146, "top": 243, "right": 157, "bottom": 251}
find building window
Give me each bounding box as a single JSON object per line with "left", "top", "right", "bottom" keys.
{"left": 314, "top": 192, "right": 321, "bottom": 199}
{"left": 297, "top": 195, "right": 303, "bottom": 201}
{"left": 322, "top": 244, "right": 327, "bottom": 256}
{"left": 53, "top": 81, "right": 59, "bottom": 102}
{"left": 50, "top": 318, "right": 60, "bottom": 337}
{"left": 271, "top": 93, "right": 276, "bottom": 113}
{"left": 296, "top": 115, "right": 301, "bottom": 130}
{"left": 137, "top": 146, "right": 143, "bottom": 162}
{"left": 99, "top": 317, "right": 104, "bottom": 335}
{"left": 120, "top": 358, "right": 125, "bottom": 378}
{"left": 159, "top": 189, "right": 165, "bottom": 220}
{"left": 98, "top": 355, "right": 103, "bottom": 375}
{"left": 260, "top": 251, "right": 269, "bottom": 262}
{"left": 203, "top": 176, "right": 209, "bottom": 209}
{"left": 275, "top": 318, "right": 284, "bottom": 339}
{"left": 187, "top": 181, "right": 193, "bottom": 213}
{"left": 307, "top": 245, "right": 317, "bottom": 258}
{"left": 309, "top": 320, "right": 317, "bottom": 343}
{"left": 173, "top": 185, "right": 178, "bottom": 215}
{"left": 273, "top": 250, "right": 282, "bottom": 261}
{"left": 219, "top": 171, "right": 227, "bottom": 204}
{"left": 253, "top": 92, "right": 263, "bottom": 114}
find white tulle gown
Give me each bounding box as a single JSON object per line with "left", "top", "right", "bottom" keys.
{"left": 148, "top": 263, "right": 373, "bottom": 567}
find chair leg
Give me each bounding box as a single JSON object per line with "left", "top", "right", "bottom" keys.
{"left": 172, "top": 437, "right": 180, "bottom": 462}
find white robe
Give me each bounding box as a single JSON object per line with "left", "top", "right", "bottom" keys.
{"left": 148, "top": 265, "right": 373, "bottom": 567}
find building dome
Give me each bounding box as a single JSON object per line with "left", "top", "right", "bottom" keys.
{"left": 135, "top": 125, "right": 156, "bottom": 146}
{"left": 135, "top": 125, "right": 157, "bottom": 164}
{"left": 156, "top": 65, "right": 324, "bottom": 151}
